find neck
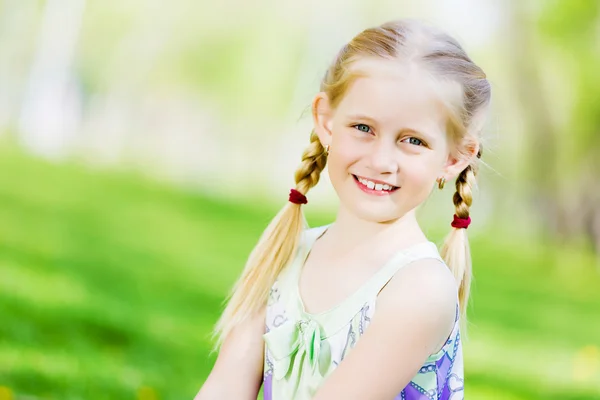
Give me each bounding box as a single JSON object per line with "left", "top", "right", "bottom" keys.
{"left": 324, "top": 206, "right": 427, "bottom": 252}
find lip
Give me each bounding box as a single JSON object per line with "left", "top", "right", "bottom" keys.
{"left": 352, "top": 174, "right": 400, "bottom": 196}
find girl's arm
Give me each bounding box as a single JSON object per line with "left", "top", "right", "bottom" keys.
{"left": 313, "top": 259, "right": 458, "bottom": 400}
{"left": 194, "top": 307, "right": 266, "bottom": 400}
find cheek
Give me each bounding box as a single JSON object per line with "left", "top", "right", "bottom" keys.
{"left": 402, "top": 157, "right": 440, "bottom": 185}
{"left": 329, "top": 131, "right": 364, "bottom": 168}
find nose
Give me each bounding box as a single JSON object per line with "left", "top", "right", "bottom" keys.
{"left": 367, "top": 139, "right": 399, "bottom": 175}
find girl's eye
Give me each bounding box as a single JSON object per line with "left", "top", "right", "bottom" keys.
{"left": 402, "top": 137, "right": 425, "bottom": 146}
{"left": 353, "top": 124, "right": 372, "bottom": 134}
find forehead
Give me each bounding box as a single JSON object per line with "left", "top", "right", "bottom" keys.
{"left": 335, "top": 59, "right": 456, "bottom": 139}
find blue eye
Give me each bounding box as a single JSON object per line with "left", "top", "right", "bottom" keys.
{"left": 353, "top": 124, "right": 372, "bottom": 133}
{"left": 403, "top": 137, "right": 424, "bottom": 146}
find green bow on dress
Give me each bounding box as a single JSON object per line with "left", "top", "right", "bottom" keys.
{"left": 264, "top": 318, "right": 332, "bottom": 397}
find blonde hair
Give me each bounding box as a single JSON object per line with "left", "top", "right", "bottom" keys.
{"left": 215, "top": 19, "right": 490, "bottom": 345}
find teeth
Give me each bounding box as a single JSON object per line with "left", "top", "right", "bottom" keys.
{"left": 357, "top": 176, "right": 395, "bottom": 191}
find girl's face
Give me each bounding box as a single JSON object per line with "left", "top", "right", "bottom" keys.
{"left": 313, "top": 60, "right": 469, "bottom": 223}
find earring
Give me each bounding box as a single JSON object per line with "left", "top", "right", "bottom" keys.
{"left": 437, "top": 177, "right": 446, "bottom": 190}
{"left": 324, "top": 144, "right": 330, "bottom": 155}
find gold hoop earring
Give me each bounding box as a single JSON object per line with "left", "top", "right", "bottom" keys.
{"left": 324, "top": 144, "right": 330, "bottom": 155}
{"left": 437, "top": 177, "right": 446, "bottom": 190}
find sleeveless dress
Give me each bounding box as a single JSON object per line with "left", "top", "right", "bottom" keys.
{"left": 262, "top": 225, "right": 464, "bottom": 400}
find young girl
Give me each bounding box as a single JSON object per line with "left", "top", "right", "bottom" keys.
{"left": 196, "top": 18, "right": 490, "bottom": 400}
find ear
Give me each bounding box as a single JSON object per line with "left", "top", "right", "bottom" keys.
{"left": 311, "top": 92, "right": 334, "bottom": 148}
{"left": 442, "top": 140, "right": 480, "bottom": 180}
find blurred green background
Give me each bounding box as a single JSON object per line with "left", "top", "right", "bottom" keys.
{"left": 0, "top": 0, "right": 599, "bottom": 399}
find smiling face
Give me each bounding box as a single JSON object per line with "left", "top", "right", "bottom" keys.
{"left": 313, "top": 60, "right": 464, "bottom": 223}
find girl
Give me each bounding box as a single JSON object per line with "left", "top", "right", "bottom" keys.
{"left": 197, "top": 18, "right": 491, "bottom": 400}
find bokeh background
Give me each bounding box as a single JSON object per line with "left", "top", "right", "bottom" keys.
{"left": 1, "top": 0, "right": 599, "bottom": 399}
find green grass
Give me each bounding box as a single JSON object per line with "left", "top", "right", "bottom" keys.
{"left": 0, "top": 145, "right": 599, "bottom": 399}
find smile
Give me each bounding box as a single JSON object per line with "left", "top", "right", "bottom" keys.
{"left": 352, "top": 175, "right": 400, "bottom": 195}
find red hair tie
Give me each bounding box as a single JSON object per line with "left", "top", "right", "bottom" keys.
{"left": 289, "top": 189, "right": 307, "bottom": 205}
{"left": 451, "top": 214, "right": 471, "bottom": 229}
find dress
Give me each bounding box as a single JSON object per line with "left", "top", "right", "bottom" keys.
{"left": 262, "top": 225, "right": 464, "bottom": 400}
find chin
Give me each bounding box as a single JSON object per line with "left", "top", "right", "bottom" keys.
{"left": 345, "top": 202, "right": 405, "bottom": 224}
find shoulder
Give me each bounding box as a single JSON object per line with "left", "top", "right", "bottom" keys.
{"left": 271, "top": 225, "right": 328, "bottom": 289}
{"left": 382, "top": 256, "right": 458, "bottom": 303}
{"left": 302, "top": 224, "right": 329, "bottom": 241}
{"left": 310, "top": 256, "right": 459, "bottom": 399}
{"left": 376, "top": 256, "right": 458, "bottom": 340}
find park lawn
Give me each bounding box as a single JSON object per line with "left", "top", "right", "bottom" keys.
{"left": 0, "top": 145, "right": 599, "bottom": 399}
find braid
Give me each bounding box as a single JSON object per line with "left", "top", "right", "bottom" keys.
{"left": 441, "top": 147, "right": 482, "bottom": 329}
{"left": 452, "top": 145, "right": 481, "bottom": 218}
{"left": 453, "top": 166, "right": 475, "bottom": 219}
{"left": 213, "top": 130, "right": 329, "bottom": 347}
{"left": 294, "top": 131, "right": 328, "bottom": 194}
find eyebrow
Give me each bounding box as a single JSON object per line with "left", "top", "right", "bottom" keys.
{"left": 346, "top": 113, "right": 437, "bottom": 143}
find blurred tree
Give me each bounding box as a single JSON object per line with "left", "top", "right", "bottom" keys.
{"left": 18, "top": 0, "right": 86, "bottom": 158}
{"left": 507, "top": 0, "right": 560, "bottom": 239}
{"left": 510, "top": 0, "right": 600, "bottom": 258}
